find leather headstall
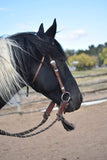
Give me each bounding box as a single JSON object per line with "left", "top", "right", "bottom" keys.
{"left": 32, "top": 56, "right": 71, "bottom": 122}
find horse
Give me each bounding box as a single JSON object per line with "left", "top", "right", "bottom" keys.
{"left": 0, "top": 19, "right": 82, "bottom": 118}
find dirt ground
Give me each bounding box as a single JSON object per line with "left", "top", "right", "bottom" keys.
{"left": 0, "top": 99, "right": 107, "bottom": 160}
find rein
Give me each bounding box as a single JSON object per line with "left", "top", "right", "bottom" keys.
{"left": 0, "top": 56, "right": 74, "bottom": 138}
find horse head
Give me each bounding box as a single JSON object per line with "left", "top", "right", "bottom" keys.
{"left": 30, "top": 19, "right": 83, "bottom": 112}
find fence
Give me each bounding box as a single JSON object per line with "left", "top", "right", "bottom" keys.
{"left": 75, "top": 72, "right": 107, "bottom": 78}
{"left": 0, "top": 72, "right": 107, "bottom": 116}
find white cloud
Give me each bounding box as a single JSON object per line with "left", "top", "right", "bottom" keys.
{"left": 0, "top": 8, "right": 7, "bottom": 11}
{"left": 56, "top": 28, "right": 87, "bottom": 50}
{"left": 56, "top": 29, "right": 87, "bottom": 42}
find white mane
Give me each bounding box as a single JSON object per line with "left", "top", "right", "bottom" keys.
{"left": 0, "top": 38, "right": 26, "bottom": 102}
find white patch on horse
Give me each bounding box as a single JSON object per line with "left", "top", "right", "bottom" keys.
{"left": 0, "top": 38, "right": 26, "bottom": 102}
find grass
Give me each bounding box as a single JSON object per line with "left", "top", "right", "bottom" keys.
{"left": 71, "top": 67, "right": 107, "bottom": 76}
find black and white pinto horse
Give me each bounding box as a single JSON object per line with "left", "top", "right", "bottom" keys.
{"left": 0, "top": 19, "right": 82, "bottom": 115}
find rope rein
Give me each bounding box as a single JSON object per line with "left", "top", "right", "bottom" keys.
{"left": 0, "top": 118, "right": 57, "bottom": 138}
{"left": 0, "top": 101, "right": 57, "bottom": 138}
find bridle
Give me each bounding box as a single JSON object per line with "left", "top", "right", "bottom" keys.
{"left": 32, "top": 56, "right": 71, "bottom": 120}
{"left": 0, "top": 56, "right": 74, "bottom": 138}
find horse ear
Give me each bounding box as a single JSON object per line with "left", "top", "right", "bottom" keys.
{"left": 45, "top": 19, "right": 57, "bottom": 38}
{"left": 37, "top": 23, "right": 44, "bottom": 37}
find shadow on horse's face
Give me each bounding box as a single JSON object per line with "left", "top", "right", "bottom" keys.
{"left": 31, "top": 19, "right": 83, "bottom": 113}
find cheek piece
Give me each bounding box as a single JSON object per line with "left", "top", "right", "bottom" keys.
{"left": 43, "top": 57, "right": 75, "bottom": 131}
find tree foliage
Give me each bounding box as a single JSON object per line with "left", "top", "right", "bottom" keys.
{"left": 99, "top": 47, "right": 107, "bottom": 65}
{"left": 68, "top": 53, "right": 98, "bottom": 70}
{"left": 65, "top": 49, "right": 76, "bottom": 57}
{"left": 65, "top": 42, "right": 107, "bottom": 67}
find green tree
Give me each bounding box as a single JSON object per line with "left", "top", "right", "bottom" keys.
{"left": 88, "top": 45, "right": 96, "bottom": 56}
{"left": 99, "top": 48, "right": 107, "bottom": 65}
{"left": 65, "top": 49, "right": 75, "bottom": 57}
{"left": 68, "top": 53, "right": 98, "bottom": 70}
{"left": 91, "top": 55, "right": 98, "bottom": 66}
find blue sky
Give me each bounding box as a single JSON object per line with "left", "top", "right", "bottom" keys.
{"left": 0, "top": 0, "right": 107, "bottom": 50}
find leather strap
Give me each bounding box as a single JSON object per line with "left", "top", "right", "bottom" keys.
{"left": 32, "top": 56, "right": 45, "bottom": 83}
{"left": 32, "top": 56, "right": 70, "bottom": 120}
{"left": 50, "top": 58, "right": 66, "bottom": 94}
